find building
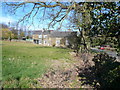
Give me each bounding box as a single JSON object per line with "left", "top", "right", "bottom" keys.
{"left": 32, "top": 30, "right": 77, "bottom": 47}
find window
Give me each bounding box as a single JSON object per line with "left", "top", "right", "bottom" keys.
{"left": 56, "top": 40, "right": 60, "bottom": 46}
{"left": 39, "top": 40, "right": 42, "bottom": 44}
{"left": 44, "top": 35, "right": 47, "bottom": 38}
{"left": 66, "top": 39, "right": 69, "bottom": 45}
{"left": 44, "top": 40, "right": 47, "bottom": 44}
{"left": 39, "top": 35, "right": 42, "bottom": 38}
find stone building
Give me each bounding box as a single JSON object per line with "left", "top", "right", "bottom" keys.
{"left": 32, "top": 30, "right": 77, "bottom": 47}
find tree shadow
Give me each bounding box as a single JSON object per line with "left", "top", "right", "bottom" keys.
{"left": 77, "top": 53, "right": 120, "bottom": 88}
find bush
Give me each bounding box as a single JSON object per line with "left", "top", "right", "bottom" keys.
{"left": 52, "top": 43, "right": 56, "bottom": 47}
{"left": 78, "top": 53, "right": 120, "bottom": 88}
{"left": 92, "top": 53, "right": 120, "bottom": 88}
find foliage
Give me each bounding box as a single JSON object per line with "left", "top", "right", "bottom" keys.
{"left": 88, "top": 2, "right": 120, "bottom": 50}
{"left": 20, "top": 32, "right": 25, "bottom": 38}
{"left": 1, "top": 23, "right": 26, "bottom": 40}
{"left": 52, "top": 43, "right": 56, "bottom": 47}
{"left": 11, "top": 28, "right": 18, "bottom": 39}
{"left": 92, "top": 53, "right": 120, "bottom": 88}
{"left": 90, "top": 37, "right": 117, "bottom": 47}
{"left": 26, "top": 36, "right": 30, "bottom": 39}
{"left": 2, "top": 28, "right": 14, "bottom": 40}
{"left": 67, "top": 35, "right": 81, "bottom": 55}
{"left": 60, "top": 38, "right": 65, "bottom": 45}
{"left": 78, "top": 53, "right": 120, "bottom": 88}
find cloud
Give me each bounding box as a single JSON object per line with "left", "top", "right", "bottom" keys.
{"left": 0, "top": 16, "right": 15, "bottom": 24}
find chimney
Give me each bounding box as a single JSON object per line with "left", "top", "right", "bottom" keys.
{"left": 68, "top": 29, "right": 71, "bottom": 31}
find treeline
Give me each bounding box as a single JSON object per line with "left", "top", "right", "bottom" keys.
{"left": 1, "top": 23, "right": 25, "bottom": 40}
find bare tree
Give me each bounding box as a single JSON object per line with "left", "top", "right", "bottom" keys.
{"left": 4, "top": 2, "right": 85, "bottom": 27}
{"left": 4, "top": 2, "right": 93, "bottom": 53}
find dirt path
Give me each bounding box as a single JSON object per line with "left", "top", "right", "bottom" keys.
{"left": 36, "top": 52, "right": 94, "bottom": 88}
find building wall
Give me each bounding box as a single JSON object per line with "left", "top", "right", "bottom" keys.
{"left": 55, "top": 38, "right": 61, "bottom": 46}
{"left": 43, "top": 35, "right": 49, "bottom": 46}
{"left": 32, "top": 31, "right": 77, "bottom": 47}
{"left": 50, "top": 37, "right": 56, "bottom": 46}
{"left": 33, "top": 34, "right": 39, "bottom": 39}
{"left": 33, "top": 35, "right": 69, "bottom": 47}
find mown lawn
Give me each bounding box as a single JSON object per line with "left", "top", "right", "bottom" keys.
{"left": 2, "top": 41, "right": 71, "bottom": 88}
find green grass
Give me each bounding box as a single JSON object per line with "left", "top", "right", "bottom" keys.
{"left": 2, "top": 41, "right": 71, "bottom": 88}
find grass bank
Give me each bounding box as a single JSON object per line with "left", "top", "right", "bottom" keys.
{"left": 2, "top": 41, "right": 71, "bottom": 88}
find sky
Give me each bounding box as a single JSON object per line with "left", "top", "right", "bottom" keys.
{"left": 1, "top": 2, "right": 119, "bottom": 32}
{"left": 0, "top": 3, "right": 15, "bottom": 25}
{"left": 0, "top": 2, "right": 48, "bottom": 31}
{"left": 0, "top": 2, "right": 72, "bottom": 31}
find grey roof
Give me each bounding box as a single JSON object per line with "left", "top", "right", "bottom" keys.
{"left": 49, "top": 31, "right": 77, "bottom": 38}
{"left": 33, "top": 30, "right": 42, "bottom": 34}
{"left": 43, "top": 30, "right": 51, "bottom": 35}
{"left": 32, "top": 30, "right": 77, "bottom": 37}
{"left": 33, "top": 30, "right": 53, "bottom": 35}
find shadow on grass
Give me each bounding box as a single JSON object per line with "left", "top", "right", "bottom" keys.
{"left": 78, "top": 53, "right": 120, "bottom": 88}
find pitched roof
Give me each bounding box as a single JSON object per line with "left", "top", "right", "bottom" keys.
{"left": 33, "top": 30, "right": 42, "bottom": 34}
{"left": 32, "top": 30, "right": 77, "bottom": 37}
{"left": 33, "top": 30, "right": 53, "bottom": 35}
{"left": 49, "top": 31, "right": 77, "bottom": 38}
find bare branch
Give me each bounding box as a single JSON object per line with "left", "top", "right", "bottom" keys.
{"left": 17, "top": 4, "right": 36, "bottom": 26}
{"left": 48, "top": 8, "right": 62, "bottom": 28}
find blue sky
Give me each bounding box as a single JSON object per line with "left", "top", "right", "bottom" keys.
{"left": 1, "top": 2, "right": 119, "bottom": 32}
{"left": 1, "top": 2, "right": 49, "bottom": 30}
{"left": 0, "top": 2, "right": 72, "bottom": 31}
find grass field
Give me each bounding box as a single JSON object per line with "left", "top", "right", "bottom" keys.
{"left": 2, "top": 41, "right": 72, "bottom": 88}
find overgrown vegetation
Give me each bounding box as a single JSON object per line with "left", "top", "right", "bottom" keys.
{"left": 78, "top": 53, "right": 120, "bottom": 88}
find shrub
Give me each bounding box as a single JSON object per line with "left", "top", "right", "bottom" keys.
{"left": 78, "top": 53, "right": 120, "bottom": 88}
{"left": 92, "top": 53, "right": 120, "bottom": 88}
